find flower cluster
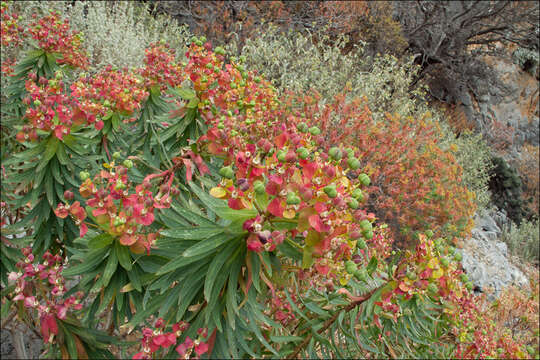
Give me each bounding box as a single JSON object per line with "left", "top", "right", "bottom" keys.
{"left": 132, "top": 318, "right": 209, "bottom": 360}
{"left": 266, "top": 288, "right": 298, "bottom": 327}
{"left": 184, "top": 39, "right": 279, "bottom": 123}
{"left": 70, "top": 66, "right": 149, "bottom": 123}
{"left": 175, "top": 327, "right": 209, "bottom": 359}
{"left": 201, "top": 119, "right": 376, "bottom": 278}
{"left": 132, "top": 318, "right": 189, "bottom": 359}
{"left": 55, "top": 160, "right": 175, "bottom": 252}
{"left": 140, "top": 42, "right": 184, "bottom": 91}
{"left": 1, "top": 1, "right": 24, "bottom": 47}
{"left": 18, "top": 71, "right": 101, "bottom": 142}
{"left": 8, "top": 247, "right": 84, "bottom": 343}
{"left": 27, "top": 11, "right": 88, "bottom": 69}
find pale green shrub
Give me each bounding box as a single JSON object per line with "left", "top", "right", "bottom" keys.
{"left": 439, "top": 128, "right": 494, "bottom": 210}
{"left": 226, "top": 23, "right": 431, "bottom": 122}
{"left": 501, "top": 219, "right": 540, "bottom": 266}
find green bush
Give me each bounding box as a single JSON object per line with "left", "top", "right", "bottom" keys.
{"left": 500, "top": 219, "right": 540, "bottom": 266}
{"left": 439, "top": 129, "right": 494, "bottom": 210}
{"left": 489, "top": 156, "right": 531, "bottom": 224}
{"left": 225, "top": 24, "right": 430, "bottom": 122}
{"left": 512, "top": 47, "right": 540, "bottom": 78}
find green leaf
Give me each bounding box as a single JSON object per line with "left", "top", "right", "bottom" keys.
{"left": 302, "top": 245, "right": 314, "bottom": 269}
{"left": 56, "top": 142, "right": 70, "bottom": 166}
{"left": 160, "top": 226, "right": 224, "bottom": 240}
{"left": 366, "top": 256, "right": 378, "bottom": 276}
{"left": 156, "top": 247, "right": 211, "bottom": 276}
{"left": 182, "top": 232, "right": 235, "bottom": 258}
{"left": 63, "top": 247, "right": 110, "bottom": 277}
{"left": 101, "top": 250, "right": 118, "bottom": 288}
{"left": 36, "top": 136, "right": 59, "bottom": 173}
{"left": 115, "top": 241, "right": 132, "bottom": 271}
{"left": 58, "top": 321, "right": 78, "bottom": 359}
{"left": 88, "top": 233, "right": 114, "bottom": 249}
{"left": 270, "top": 336, "right": 303, "bottom": 343}
{"left": 175, "top": 87, "right": 197, "bottom": 100}
{"left": 204, "top": 239, "right": 240, "bottom": 302}
{"left": 126, "top": 264, "right": 142, "bottom": 292}
{"left": 186, "top": 97, "right": 199, "bottom": 109}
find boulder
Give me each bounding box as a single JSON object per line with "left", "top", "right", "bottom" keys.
{"left": 458, "top": 212, "right": 529, "bottom": 301}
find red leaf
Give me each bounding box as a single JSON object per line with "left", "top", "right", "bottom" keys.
{"left": 308, "top": 214, "right": 323, "bottom": 232}
{"left": 267, "top": 198, "right": 283, "bottom": 217}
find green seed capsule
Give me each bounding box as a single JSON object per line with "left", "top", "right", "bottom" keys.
{"left": 296, "top": 147, "right": 309, "bottom": 159}
{"left": 352, "top": 188, "right": 363, "bottom": 200}
{"left": 428, "top": 283, "right": 438, "bottom": 294}
{"left": 286, "top": 192, "right": 300, "bottom": 205}
{"left": 347, "top": 157, "right": 361, "bottom": 170}
{"left": 297, "top": 122, "right": 308, "bottom": 133}
{"left": 309, "top": 126, "right": 321, "bottom": 135}
{"left": 460, "top": 274, "right": 468, "bottom": 282}
{"left": 254, "top": 181, "right": 265, "bottom": 194}
{"left": 357, "top": 238, "right": 367, "bottom": 250}
{"left": 425, "top": 229, "right": 434, "bottom": 238}
{"left": 123, "top": 160, "right": 133, "bottom": 168}
{"left": 406, "top": 271, "right": 417, "bottom": 280}
{"left": 79, "top": 171, "right": 89, "bottom": 180}
{"left": 454, "top": 252, "right": 463, "bottom": 262}
{"left": 363, "top": 230, "right": 373, "bottom": 240}
{"left": 465, "top": 282, "right": 473, "bottom": 291}
{"left": 329, "top": 147, "right": 342, "bottom": 160}
{"left": 359, "top": 173, "right": 370, "bottom": 186}
{"left": 354, "top": 268, "right": 368, "bottom": 282}
{"left": 324, "top": 185, "right": 337, "bottom": 198}
{"left": 440, "top": 257, "right": 449, "bottom": 267}
{"left": 347, "top": 198, "right": 359, "bottom": 209}
{"left": 345, "top": 260, "right": 357, "bottom": 274}
{"left": 277, "top": 150, "right": 286, "bottom": 162}
{"left": 219, "top": 166, "right": 234, "bottom": 179}
{"left": 359, "top": 220, "right": 372, "bottom": 232}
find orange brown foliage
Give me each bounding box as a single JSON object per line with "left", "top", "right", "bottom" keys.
{"left": 289, "top": 90, "right": 476, "bottom": 246}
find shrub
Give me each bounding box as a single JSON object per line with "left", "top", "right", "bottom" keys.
{"left": 0, "top": 6, "right": 533, "bottom": 360}
{"left": 1, "top": 1, "right": 192, "bottom": 73}
{"left": 439, "top": 129, "right": 494, "bottom": 210}
{"left": 513, "top": 47, "right": 540, "bottom": 78}
{"left": 516, "top": 143, "right": 540, "bottom": 218}
{"left": 228, "top": 24, "right": 493, "bottom": 215}
{"left": 500, "top": 219, "right": 540, "bottom": 266}
{"left": 289, "top": 90, "right": 476, "bottom": 245}
{"left": 489, "top": 156, "right": 530, "bottom": 224}
{"left": 226, "top": 24, "right": 428, "bottom": 122}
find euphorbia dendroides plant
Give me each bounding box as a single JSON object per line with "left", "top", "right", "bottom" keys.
{"left": 0, "top": 4, "right": 536, "bottom": 359}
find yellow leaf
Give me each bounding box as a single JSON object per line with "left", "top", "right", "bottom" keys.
{"left": 432, "top": 268, "right": 444, "bottom": 279}
{"left": 210, "top": 187, "right": 227, "bottom": 198}
{"left": 283, "top": 209, "right": 296, "bottom": 219}
{"left": 427, "top": 258, "right": 439, "bottom": 269}
{"left": 120, "top": 283, "right": 134, "bottom": 293}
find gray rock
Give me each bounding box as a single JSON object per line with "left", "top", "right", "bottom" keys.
{"left": 474, "top": 213, "right": 501, "bottom": 234}
{"left": 459, "top": 212, "right": 529, "bottom": 300}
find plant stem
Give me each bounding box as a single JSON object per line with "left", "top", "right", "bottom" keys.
{"left": 11, "top": 326, "right": 28, "bottom": 360}
{"left": 286, "top": 285, "right": 382, "bottom": 360}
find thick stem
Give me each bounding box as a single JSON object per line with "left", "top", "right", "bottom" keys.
{"left": 11, "top": 326, "right": 28, "bottom": 360}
